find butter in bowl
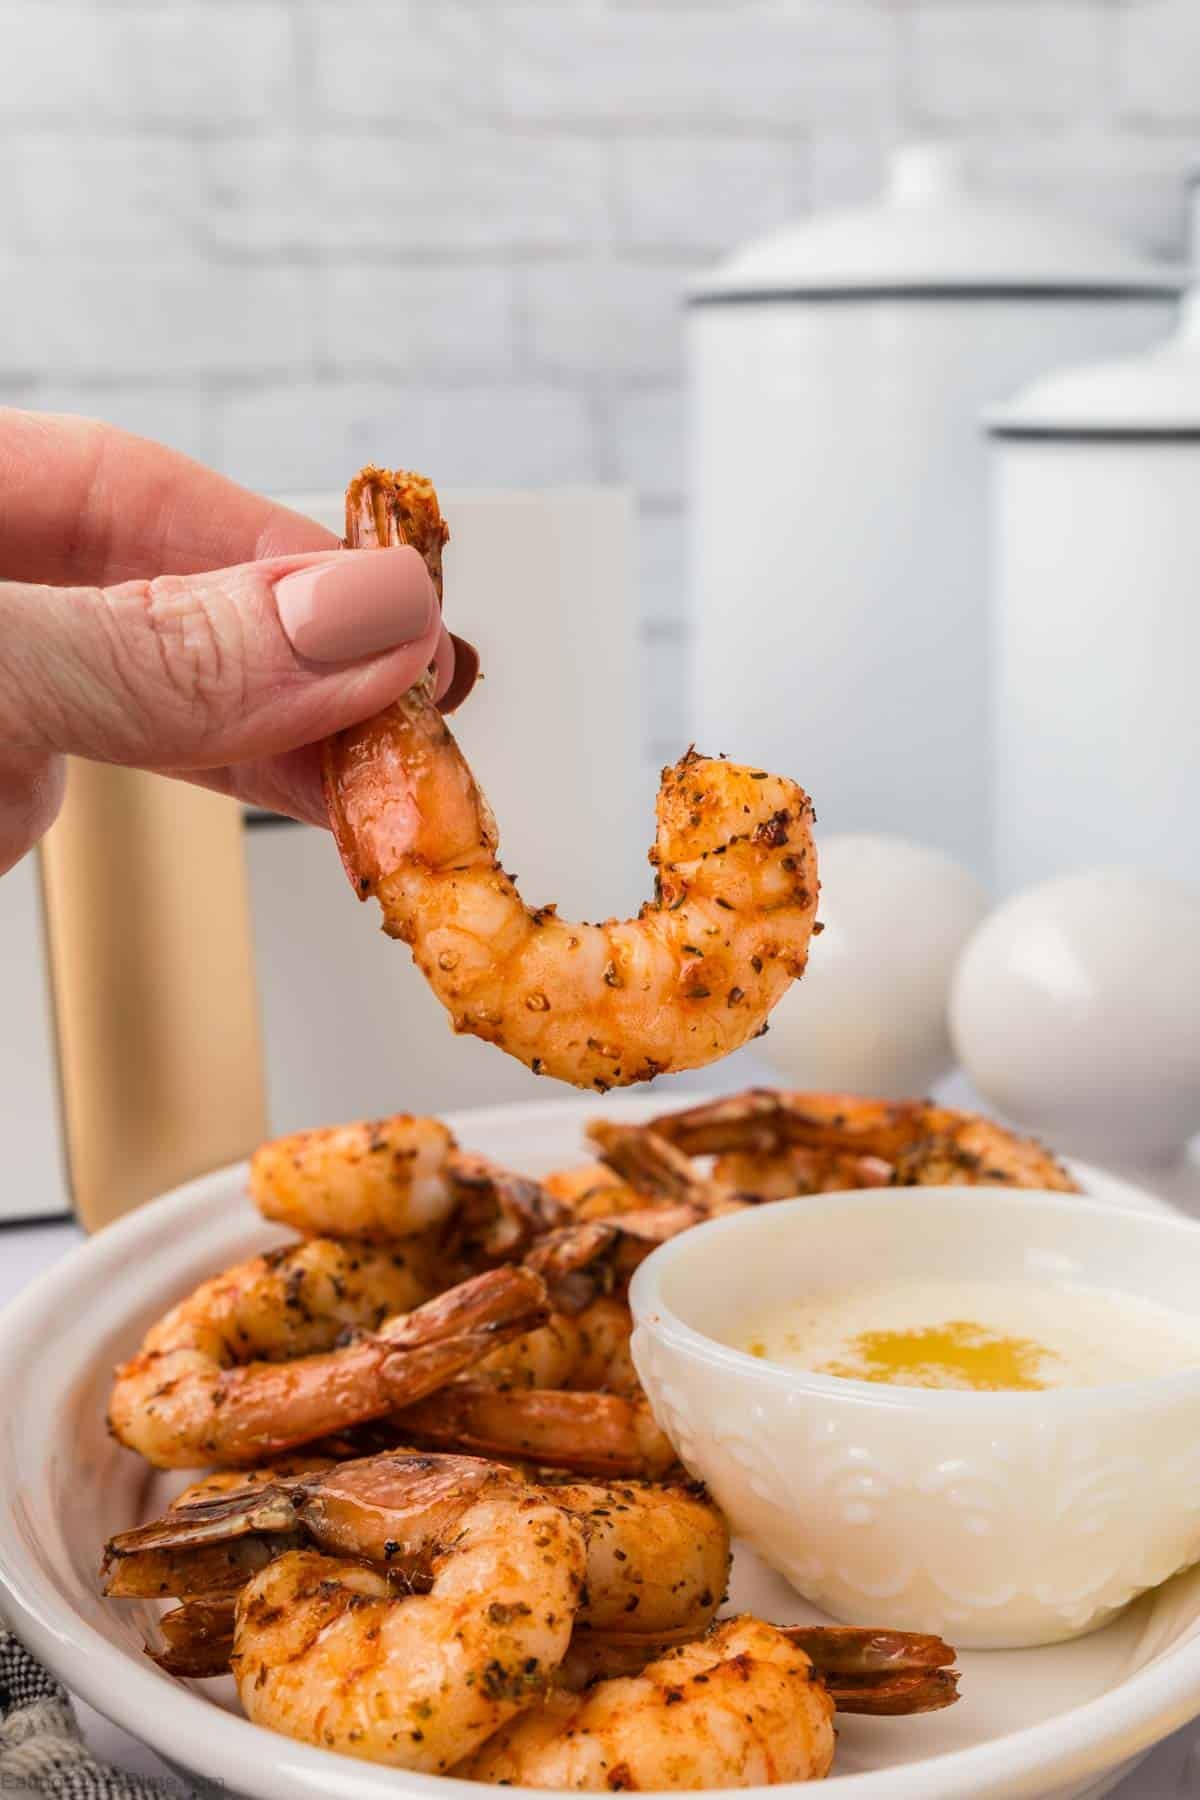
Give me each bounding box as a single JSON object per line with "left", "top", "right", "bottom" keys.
{"left": 630, "top": 1187, "right": 1200, "bottom": 1649}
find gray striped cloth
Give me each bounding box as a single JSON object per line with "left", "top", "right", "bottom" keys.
{"left": 0, "top": 1629, "right": 186, "bottom": 1799}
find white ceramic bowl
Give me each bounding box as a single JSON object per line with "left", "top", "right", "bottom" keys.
{"left": 631, "top": 1187, "right": 1200, "bottom": 1650}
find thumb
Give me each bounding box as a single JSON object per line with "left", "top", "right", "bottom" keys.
{"left": 0, "top": 546, "right": 441, "bottom": 772}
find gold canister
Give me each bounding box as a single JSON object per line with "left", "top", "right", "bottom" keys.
{"left": 38, "top": 762, "right": 267, "bottom": 1232}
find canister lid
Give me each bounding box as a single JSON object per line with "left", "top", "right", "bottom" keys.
{"left": 989, "top": 290, "right": 1200, "bottom": 438}
{"left": 690, "top": 142, "right": 1181, "bottom": 305}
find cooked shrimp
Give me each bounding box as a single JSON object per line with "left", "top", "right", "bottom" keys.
{"left": 543, "top": 1162, "right": 646, "bottom": 1220}
{"left": 555, "top": 1624, "right": 959, "bottom": 1716}
{"left": 322, "top": 468, "right": 820, "bottom": 1091}
{"left": 523, "top": 1207, "right": 713, "bottom": 1320}
{"left": 250, "top": 1113, "right": 458, "bottom": 1241}
{"left": 389, "top": 1202, "right": 701, "bottom": 1479}
{"left": 251, "top": 1114, "right": 569, "bottom": 1262}
{"left": 388, "top": 1264, "right": 678, "bottom": 1478}
{"left": 653, "top": 1088, "right": 1079, "bottom": 1194}
{"left": 234, "top": 1511, "right": 583, "bottom": 1772}
{"left": 586, "top": 1120, "right": 733, "bottom": 1217}
{"left": 444, "top": 1153, "right": 574, "bottom": 1267}
{"left": 394, "top": 1383, "right": 678, "bottom": 1479}
{"left": 713, "top": 1144, "right": 893, "bottom": 1200}
{"left": 108, "top": 1257, "right": 548, "bottom": 1468}
{"left": 106, "top": 1450, "right": 729, "bottom": 1670}
{"left": 457, "top": 1616, "right": 836, "bottom": 1789}
{"left": 465, "top": 1295, "right": 639, "bottom": 1395}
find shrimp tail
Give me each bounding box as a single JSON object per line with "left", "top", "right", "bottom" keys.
{"left": 323, "top": 466, "right": 453, "bottom": 896}
{"left": 587, "top": 1121, "right": 718, "bottom": 1212}
{"left": 105, "top": 1484, "right": 298, "bottom": 1562}
{"left": 152, "top": 1598, "right": 237, "bottom": 1678}
{"left": 524, "top": 1209, "right": 706, "bottom": 1312}
{"left": 826, "top": 1668, "right": 961, "bottom": 1715}
{"left": 779, "top": 1624, "right": 957, "bottom": 1674}
{"left": 780, "top": 1626, "right": 960, "bottom": 1716}
{"left": 446, "top": 1152, "right": 573, "bottom": 1263}
{"left": 368, "top": 1263, "right": 551, "bottom": 1409}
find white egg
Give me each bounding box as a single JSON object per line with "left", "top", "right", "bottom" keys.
{"left": 951, "top": 869, "right": 1200, "bottom": 1165}
{"left": 762, "top": 834, "right": 988, "bottom": 1098}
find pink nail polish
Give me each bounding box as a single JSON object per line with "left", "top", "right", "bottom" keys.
{"left": 275, "top": 546, "right": 437, "bottom": 663}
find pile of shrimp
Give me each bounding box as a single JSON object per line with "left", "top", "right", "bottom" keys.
{"left": 102, "top": 1086, "right": 1074, "bottom": 1783}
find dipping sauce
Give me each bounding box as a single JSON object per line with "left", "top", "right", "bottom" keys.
{"left": 738, "top": 1278, "right": 1200, "bottom": 1391}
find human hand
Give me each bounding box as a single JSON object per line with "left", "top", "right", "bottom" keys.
{"left": 0, "top": 411, "right": 477, "bottom": 875}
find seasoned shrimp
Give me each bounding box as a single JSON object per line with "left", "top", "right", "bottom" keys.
{"left": 106, "top": 1450, "right": 729, "bottom": 1667}
{"left": 444, "top": 1153, "right": 574, "bottom": 1267}
{"left": 554, "top": 1624, "right": 959, "bottom": 1715}
{"left": 323, "top": 468, "right": 820, "bottom": 1091}
{"left": 234, "top": 1512, "right": 582, "bottom": 1772}
{"left": 457, "top": 1616, "right": 836, "bottom": 1789}
{"left": 653, "top": 1088, "right": 1079, "bottom": 1194}
{"left": 390, "top": 1242, "right": 679, "bottom": 1478}
{"left": 250, "top": 1113, "right": 458, "bottom": 1241}
{"left": 251, "top": 1115, "right": 569, "bottom": 1262}
{"left": 713, "top": 1144, "right": 893, "bottom": 1200}
{"left": 586, "top": 1120, "right": 731, "bottom": 1216}
{"left": 393, "top": 1206, "right": 700, "bottom": 1478}
{"left": 543, "top": 1161, "right": 646, "bottom": 1220}
{"left": 462, "top": 1295, "right": 639, "bottom": 1395}
{"left": 108, "top": 1256, "right": 548, "bottom": 1468}
{"left": 394, "top": 1383, "right": 678, "bottom": 1479}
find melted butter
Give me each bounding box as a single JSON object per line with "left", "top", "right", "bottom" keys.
{"left": 733, "top": 1278, "right": 1200, "bottom": 1392}
{"left": 817, "top": 1319, "right": 1052, "bottom": 1391}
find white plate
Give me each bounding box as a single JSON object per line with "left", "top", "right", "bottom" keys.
{"left": 0, "top": 1094, "right": 1197, "bottom": 1800}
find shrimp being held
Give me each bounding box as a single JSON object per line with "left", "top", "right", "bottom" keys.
{"left": 107, "top": 1254, "right": 548, "bottom": 1468}
{"left": 323, "top": 469, "right": 820, "bottom": 1092}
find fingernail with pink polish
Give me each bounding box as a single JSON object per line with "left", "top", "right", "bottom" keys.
{"left": 275, "top": 547, "right": 437, "bottom": 663}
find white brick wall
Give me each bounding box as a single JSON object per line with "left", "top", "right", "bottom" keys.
{"left": 909, "top": 3, "right": 1108, "bottom": 128}
{"left": 1, "top": 3, "right": 296, "bottom": 129}
{"left": 0, "top": 0, "right": 1195, "bottom": 765}
{"left": 617, "top": 136, "right": 806, "bottom": 254}
{"left": 497, "top": 3, "right": 899, "bottom": 130}
{"left": 216, "top": 380, "right": 595, "bottom": 493}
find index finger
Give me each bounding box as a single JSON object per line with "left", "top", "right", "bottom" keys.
{"left": 0, "top": 409, "right": 336, "bottom": 586}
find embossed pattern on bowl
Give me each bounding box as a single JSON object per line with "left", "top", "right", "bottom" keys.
{"left": 631, "top": 1187, "right": 1200, "bottom": 1649}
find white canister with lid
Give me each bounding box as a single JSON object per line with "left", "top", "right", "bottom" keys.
{"left": 689, "top": 143, "right": 1178, "bottom": 879}
{"left": 988, "top": 297, "right": 1200, "bottom": 893}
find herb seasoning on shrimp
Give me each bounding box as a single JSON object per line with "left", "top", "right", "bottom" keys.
{"left": 323, "top": 468, "right": 820, "bottom": 1090}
